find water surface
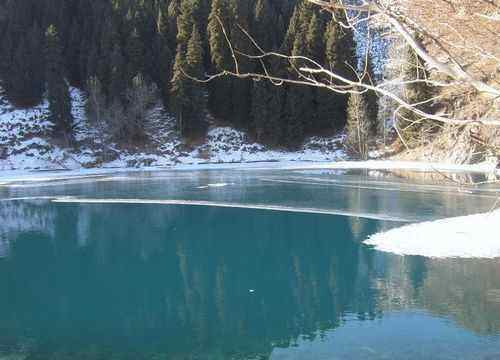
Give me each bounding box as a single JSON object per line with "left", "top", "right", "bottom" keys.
{"left": 1, "top": 168, "right": 499, "bottom": 359}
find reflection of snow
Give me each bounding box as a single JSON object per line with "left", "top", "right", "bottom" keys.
{"left": 0, "top": 199, "right": 56, "bottom": 257}
{"left": 365, "top": 209, "right": 500, "bottom": 258}
{"left": 0, "top": 200, "right": 55, "bottom": 235}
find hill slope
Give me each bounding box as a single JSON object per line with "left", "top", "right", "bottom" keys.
{"left": 0, "top": 88, "right": 345, "bottom": 171}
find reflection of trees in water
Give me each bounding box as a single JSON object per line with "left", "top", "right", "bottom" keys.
{"left": 418, "top": 259, "right": 500, "bottom": 335}
{"left": 374, "top": 254, "right": 500, "bottom": 336}
{"left": 0, "top": 203, "right": 378, "bottom": 359}
{"left": 0, "top": 199, "right": 56, "bottom": 258}
{"left": 0, "top": 200, "right": 499, "bottom": 359}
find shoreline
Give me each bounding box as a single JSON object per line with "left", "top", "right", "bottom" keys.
{"left": 0, "top": 159, "right": 499, "bottom": 184}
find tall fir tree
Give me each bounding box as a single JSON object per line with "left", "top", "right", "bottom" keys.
{"left": 360, "top": 57, "right": 379, "bottom": 136}
{"left": 170, "top": 24, "right": 207, "bottom": 138}
{"left": 228, "top": 0, "right": 253, "bottom": 128}
{"left": 206, "top": 0, "right": 232, "bottom": 121}
{"left": 305, "top": 12, "right": 324, "bottom": 62}
{"left": 126, "top": 28, "right": 144, "bottom": 81}
{"left": 27, "top": 23, "right": 46, "bottom": 102}
{"left": 251, "top": 78, "right": 283, "bottom": 146}
{"left": 397, "top": 44, "right": 435, "bottom": 145}
{"left": 320, "top": 14, "right": 358, "bottom": 131}
{"left": 283, "top": 14, "right": 314, "bottom": 147}
{"left": 45, "top": 24, "right": 73, "bottom": 143}
{"left": 254, "top": 0, "right": 279, "bottom": 51}
{"left": 109, "top": 43, "right": 127, "bottom": 103}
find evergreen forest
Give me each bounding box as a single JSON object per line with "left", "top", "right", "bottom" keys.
{"left": 0, "top": 0, "right": 377, "bottom": 149}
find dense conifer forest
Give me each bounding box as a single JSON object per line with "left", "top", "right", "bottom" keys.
{"left": 0, "top": 0, "right": 372, "bottom": 149}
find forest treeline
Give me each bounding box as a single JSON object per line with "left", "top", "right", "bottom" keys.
{"left": 0, "top": 0, "right": 384, "bottom": 150}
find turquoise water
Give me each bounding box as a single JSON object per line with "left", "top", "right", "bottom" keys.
{"left": 1, "top": 169, "right": 499, "bottom": 359}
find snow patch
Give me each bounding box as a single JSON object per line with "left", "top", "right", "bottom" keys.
{"left": 178, "top": 127, "right": 345, "bottom": 165}
{"left": 365, "top": 209, "right": 500, "bottom": 258}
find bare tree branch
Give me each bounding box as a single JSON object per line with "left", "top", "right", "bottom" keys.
{"left": 306, "top": 0, "right": 500, "bottom": 97}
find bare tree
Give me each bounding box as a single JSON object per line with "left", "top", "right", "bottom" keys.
{"left": 346, "top": 92, "right": 372, "bottom": 159}
{"left": 87, "top": 74, "right": 158, "bottom": 147}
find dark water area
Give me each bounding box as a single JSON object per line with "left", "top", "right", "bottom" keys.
{"left": 0, "top": 169, "right": 499, "bottom": 359}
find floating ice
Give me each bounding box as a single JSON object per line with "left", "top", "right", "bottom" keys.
{"left": 365, "top": 209, "right": 500, "bottom": 258}
{"left": 196, "top": 183, "right": 232, "bottom": 189}
{"left": 50, "top": 197, "right": 412, "bottom": 222}
{"left": 207, "top": 183, "right": 231, "bottom": 187}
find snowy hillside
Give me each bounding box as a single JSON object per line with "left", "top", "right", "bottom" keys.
{"left": 0, "top": 87, "right": 346, "bottom": 171}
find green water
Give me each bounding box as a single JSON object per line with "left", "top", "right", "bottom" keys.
{"left": 1, "top": 169, "right": 499, "bottom": 359}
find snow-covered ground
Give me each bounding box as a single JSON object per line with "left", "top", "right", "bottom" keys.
{"left": 0, "top": 86, "right": 345, "bottom": 171}
{"left": 366, "top": 209, "right": 500, "bottom": 258}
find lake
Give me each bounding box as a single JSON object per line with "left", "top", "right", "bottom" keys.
{"left": 1, "top": 168, "right": 499, "bottom": 359}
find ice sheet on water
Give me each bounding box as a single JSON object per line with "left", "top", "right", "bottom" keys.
{"left": 365, "top": 209, "right": 500, "bottom": 258}
{"left": 50, "top": 197, "right": 413, "bottom": 222}
{"left": 2, "top": 164, "right": 498, "bottom": 259}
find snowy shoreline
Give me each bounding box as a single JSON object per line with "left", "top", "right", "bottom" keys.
{"left": 0, "top": 159, "right": 499, "bottom": 184}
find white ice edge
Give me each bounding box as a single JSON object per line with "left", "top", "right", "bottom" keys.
{"left": 0, "top": 160, "right": 498, "bottom": 185}
{"left": 196, "top": 183, "right": 233, "bottom": 189}
{"left": 259, "top": 177, "right": 500, "bottom": 198}
{"left": 49, "top": 197, "right": 412, "bottom": 222}
{"left": 365, "top": 209, "right": 500, "bottom": 259}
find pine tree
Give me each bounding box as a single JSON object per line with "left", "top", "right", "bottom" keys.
{"left": 10, "top": 37, "right": 30, "bottom": 103}
{"left": 27, "top": 23, "right": 46, "bottom": 102}
{"left": 167, "top": 0, "right": 181, "bottom": 49}
{"left": 67, "top": 20, "right": 83, "bottom": 85}
{"left": 306, "top": 10, "right": 331, "bottom": 133}
{"left": 176, "top": 0, "right": 201, "bottom": 47}
{"left": 283, "top": 28, "right": 312, "bottom": 147}
{"left": 254, "top": 0, "right": 279, "bottom": 51}
{"left": 397, "top": 44, "right": 435, "bottom": 145}
{"left": 170, "top": 24, "right": 207, "bottom": 138}
{"left": 170, "top": 46, "right": 187, "bottom": 128}
{"left": 45, "top": 24, "right": 73, "bottom": 143}
{"left": 97, "top": 21, "right": 114, "bottom": 95}
{"left": 361, "top": 58, "right": 379, "bottom": 136}
{"left": 156, "top": 34, "right": 173, "bottom": 105}
{"left": 251, "top": 79, "right": 283, "bottom": 146}
{"left": 126, "top": 28, "right": 144, "bottom": 80}
{"left": 109, "top": 44, "right": 127, "bottom": 103}
{"left": 186, "top": 25, "right": 204, "bottom": 82}
{"left": 207, "top": 0, "right": 232, "bottom": 121}
{"left": 3, "top": 23, "right": 45, "bottom": 106}
{"left": 321, "top": 14, "right": 358, "bottom": 130}
{"left": 281, "top": 3, "right": 300, "bottom": 54}
{"left": 305, "top": 12, "right": 324, "bottom": 62}
{"left": 227, "top": 0, "right": 253, "bottom": 128}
